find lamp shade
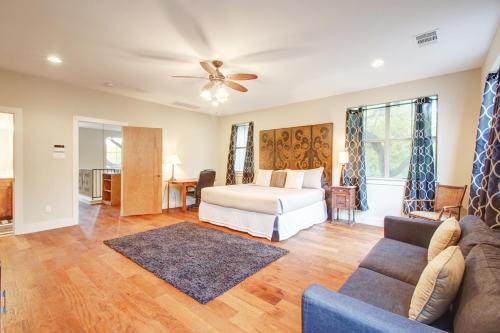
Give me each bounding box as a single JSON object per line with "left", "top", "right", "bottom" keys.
{"left": 165, "top": 154, "right": 182, "bottom": 165}
{"left": 338, "top": 151, "right": 349, "bottom": 164}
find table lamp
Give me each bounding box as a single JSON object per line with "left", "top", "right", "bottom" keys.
{"left": 339, "top": 151, "right": 349, "bottom": 185}
{"left": 165, "top": 155, "right": 182, "bottom": 181}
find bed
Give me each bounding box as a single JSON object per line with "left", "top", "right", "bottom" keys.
{"left": 199, "top": 184, "right": 327, "bottom": 241}
{"left": 200, "top": 122, "right": 333, "bottom": 241}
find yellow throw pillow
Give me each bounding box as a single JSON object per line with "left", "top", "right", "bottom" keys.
{"left": 409, "top": 246, "right": 465, "bottom": 324}
{"left": 428, "top": 217, "right": 461, "bottom": 261}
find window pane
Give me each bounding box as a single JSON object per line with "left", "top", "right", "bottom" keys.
{"left": 365, "top": 108, "right": 385, "bottom": 140}
{"left": 389, "top": 139, "right": 412, "bottom": 178}
{"left": 431, "top": 100, "right": 437, "bottom": 137}
{"left": 236, "top": 125, "right": 248, "bottom": 147}
{"left": 365, "top": 141, "right": 385, "bottom": 177}
{"left": 234, "top": 148, "right": 246, "bottom": 172}
{"left": 105, "top": 137, "right": 122, "bottom": 169}
{"left": 389, "top": 104, "right": 412, "bottom": 139}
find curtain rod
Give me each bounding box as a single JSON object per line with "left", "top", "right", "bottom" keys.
{"left": 347, "top": 95, "right": 438, "bottom": 112}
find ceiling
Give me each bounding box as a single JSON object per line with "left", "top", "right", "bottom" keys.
{"left": 0, "top": 0, "right": 498, "bottom": 115}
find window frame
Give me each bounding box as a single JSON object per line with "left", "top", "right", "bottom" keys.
{"left": 234, "top": 123, "right": 250, "bottom": 173}
{"left": 362, "top": 97, "right": 438, "bottom": 181}
{"left": 105, "top": 136, "right": 122, "bottom": 169}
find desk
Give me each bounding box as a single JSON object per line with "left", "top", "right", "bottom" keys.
{"left": 166, "top": 179, "right": 198, "bottom": 212}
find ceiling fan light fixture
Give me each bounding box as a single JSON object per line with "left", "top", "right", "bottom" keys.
{"left": 215, "top": 87, "right": 229, "bottom": 102}
{"left": 200, "top": 89, "right": 212, "bottom": 101}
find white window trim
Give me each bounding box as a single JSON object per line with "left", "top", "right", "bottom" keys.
{"left": 364, "top": 98, "right": 437, "bottom": 181}
{"left": 233, "top": 123, "right": 250, "bottom": 173}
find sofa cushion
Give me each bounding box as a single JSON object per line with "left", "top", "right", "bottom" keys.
{"left": 409, "top": 246, "right": 465, "bottom": 324}
{"left": 360, "top": 238, "right": 428, "bottom": 285}
{"left": 458, "top": 215, "right": 500, "bottom": 257}
{"left": 428, "top": 217, "right": 461, "bottom": 261}
{"left": 453, "top": 244, "right": 500, "bottom": 333}
{"left": 339, "top": 267, "right": 415, "bottom": 317}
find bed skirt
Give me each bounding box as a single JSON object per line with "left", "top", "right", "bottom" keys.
{"left": 198, "top": 200, "right": 327, "bottom": 241}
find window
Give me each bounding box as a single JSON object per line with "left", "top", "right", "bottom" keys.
{"left": 105, "top": 137, "right": 122, "bottom": 169}
{"left": 363, "top": 97, "right": 437, "bottom": 179}
{"left": 234, "top": 123, "right": 249, "bottom": 172}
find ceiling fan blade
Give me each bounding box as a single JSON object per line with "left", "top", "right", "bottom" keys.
{"left": 224, "top": 80, "right": 248, "bottom": 92}
{"left": 200, "top": 61, "right": 218, "bottom": 76}
{"left": 203, "top": 81, "right": 215, "bottom": 91}
{"left": 172, "top": 75, "right": 208, "bottom": 79}
{"left": 226, "top": 73, "right": 258, "bottom": 80}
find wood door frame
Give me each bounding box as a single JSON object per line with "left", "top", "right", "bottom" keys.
{"left": 72, "top": 116, "right": 128, "bottom": 224}
{"left": 0, "top": 106, "right": 23, "bottom": 235}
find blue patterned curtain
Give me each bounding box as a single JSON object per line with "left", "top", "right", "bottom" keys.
{"left": 242, "top": 122, "right": 255, "bottom": 184}
{"left": 403, "top": 97, "right": 436, "bottom": 214}
{"left": 225, "top": 125, "right": 237, "bottom": 185}
{"left": 344, "top": 108, "right": 369, "bottom": 211}
{"left": 468, "top": 71, "right": 500, "bottom": 227}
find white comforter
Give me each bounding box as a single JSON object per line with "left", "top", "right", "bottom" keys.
{"left": 201, "top": 184, "right": 325, "bottom": 215}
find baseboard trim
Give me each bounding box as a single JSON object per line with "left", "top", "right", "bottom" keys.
{"left": 15, "top": 217, "right": 77, "bottom": 235}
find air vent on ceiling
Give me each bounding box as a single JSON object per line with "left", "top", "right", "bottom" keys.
{"left": 171, "top": 101, "right": 201, "bottom": 110}
{"left": 415, "top": 30, "right": 438, "bottom": 47}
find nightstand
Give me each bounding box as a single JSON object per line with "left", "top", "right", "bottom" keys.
{"left": 330, "top": 185, "right": 356, "bottom": 225}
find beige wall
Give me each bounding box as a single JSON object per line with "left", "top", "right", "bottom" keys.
{"left": 217, "top": 69, "right": 481, "bottom": 225}
{"left": 481, "top": 26, "right": 500, "bottom": 82}
{"left": 79, "top": 128, "right": 104, "bottom": 170}
{"left": 0, "top": 69, "right": 219, "bottom": 233}
{"left": 79, "top": 128, "right": 122, "bottom": 170}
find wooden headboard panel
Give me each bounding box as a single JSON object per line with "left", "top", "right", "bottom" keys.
{"left": 259, "top": 123, "right": 333, "bottom": 185}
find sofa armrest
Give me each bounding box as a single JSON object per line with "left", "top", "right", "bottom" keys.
{"left": 384, "top": 216, "right": 440, "bottom": 248}
{"left": 302, "top": 285, "right": 445, "bottom": 333}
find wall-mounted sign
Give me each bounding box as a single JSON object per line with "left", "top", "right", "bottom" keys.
{"left": 53, "top": 144, "right": 65, "bottom": 160}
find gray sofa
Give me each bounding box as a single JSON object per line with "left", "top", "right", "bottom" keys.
{"left": 302, "top": 215, "right": 500, "bottom": 333}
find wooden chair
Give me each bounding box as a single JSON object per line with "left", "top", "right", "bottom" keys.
{"left": 406, "top": 184, "right": 467, "bottom": 222}
{"left": 186, "top": 169, "right": 216, "bottom": 209}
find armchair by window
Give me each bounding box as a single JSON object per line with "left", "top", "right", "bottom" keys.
{"left": 406, "top": 184, "right": 467, "bottom": 221}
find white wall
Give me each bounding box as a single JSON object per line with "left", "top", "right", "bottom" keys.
{"left": 217, "top": 69, "right": 481, "bottom": 226}
{"left": 481, "top": 26, "right": 500, "bottom": 83}
{"left": 79, "top": 128, "right": 104, "bottom": 170}
{"left": 0, "top": 69, "right": 219, "bottom": 234}
{"left": 79, "top": 128, "right": 122, "bottom": 170}
{"left": 0, "top": 112, "right": 13, "bottom": 178}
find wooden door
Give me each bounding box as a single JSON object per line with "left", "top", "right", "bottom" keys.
{"left": 0, "top": 179, "right": 13, "bottom": 220}
{"left": 121, "top": 127, "right": 162, "bottom": 216}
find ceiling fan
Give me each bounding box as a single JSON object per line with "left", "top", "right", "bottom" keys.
{"left": 172, "top": 60, "right": 258, "bottom": 105}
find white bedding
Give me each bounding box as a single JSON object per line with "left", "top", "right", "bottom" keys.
{"left": 201, "top": 184, "right": 325, "bottom": 215}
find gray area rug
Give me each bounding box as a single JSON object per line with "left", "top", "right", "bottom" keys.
{"left": 104, "top": 222, "right": 289, "bottom": 304}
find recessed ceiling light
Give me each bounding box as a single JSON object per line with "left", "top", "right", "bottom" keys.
{"left": 47, "top": 55, "right": 63, "bottom": 64}
{"left": 371, "top": 59, "right": 384, "bottom": 68}
{"left": 103, "top": 82, "right": 114, "bottom": 87}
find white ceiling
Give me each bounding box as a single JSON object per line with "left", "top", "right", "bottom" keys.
{"left": 0, "top": 0, "right": 498, "bottom": 115}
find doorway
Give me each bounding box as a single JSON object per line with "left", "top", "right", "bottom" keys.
{"left": 0, "top": 112, "right": 14, "bottom": 235}
{"left": 74, "top": 117, "right": 163, "bottom": 224}
{"left": 78, "top": 121, "right": 123, "bottom": 207}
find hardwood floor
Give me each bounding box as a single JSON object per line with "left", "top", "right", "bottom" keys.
{"left": 0, "top": 203, "right": 383, "bottom": 333}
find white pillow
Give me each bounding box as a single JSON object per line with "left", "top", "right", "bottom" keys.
{"left": 285, "top": 170, "right": 305, "bottom": 189}
{"left": 255, "top": 169, "right": 273, "bottom": 186}
{"left": 303, "top": 167, "right": 324, "bottom": 189}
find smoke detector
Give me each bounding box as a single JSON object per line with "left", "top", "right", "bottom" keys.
{"left": 415, "top": 29, "right": 438, "bottom": 47}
